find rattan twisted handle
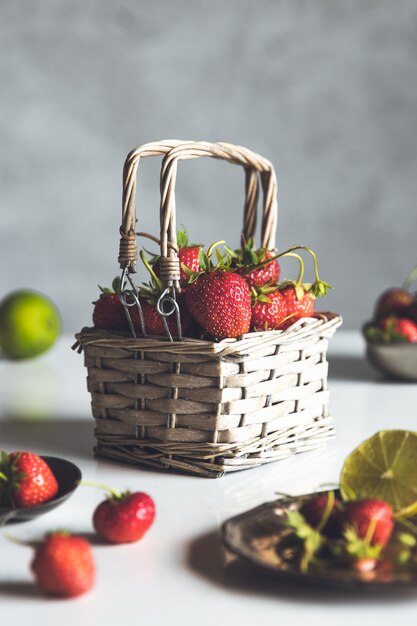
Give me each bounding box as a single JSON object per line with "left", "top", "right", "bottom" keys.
{"left": 158, "top": 141, "right": 278, "bottom": 288}
{"left": 119, "top": 140, "right": 260, "bottom": 272}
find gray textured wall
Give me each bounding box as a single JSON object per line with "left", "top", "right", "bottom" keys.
{"left": 1, "top": 0, "right": 417, "bottom": 332}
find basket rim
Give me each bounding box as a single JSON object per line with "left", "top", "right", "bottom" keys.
{"left": 74, "top": 312, "right": 342, "bottom": 357}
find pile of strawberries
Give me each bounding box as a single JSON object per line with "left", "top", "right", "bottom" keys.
{"left": 0, "top": 451, "right": 155, "bottom": 598}
{"left": 365, "top": 267, "right": 417, "bottom": 343}
{"left": 92, "top": 230, "right": 332, "bottom": 341}
{"left": 284, "top": 491, "right": 416, "bottom": 576}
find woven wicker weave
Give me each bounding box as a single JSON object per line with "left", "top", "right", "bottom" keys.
{"left": 75, "top": 140, "right": 342, "bottom": 478}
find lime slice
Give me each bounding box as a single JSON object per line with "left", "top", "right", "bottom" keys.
{"left": 340, "top": 430, "right": 417, "bottom": 518}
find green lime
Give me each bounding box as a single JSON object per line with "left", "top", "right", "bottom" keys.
{"left": 340, "top": 430, "right": 417, "bottom": 517}
{"left": 0, "top": 290, "right": 61, "bottom": 359}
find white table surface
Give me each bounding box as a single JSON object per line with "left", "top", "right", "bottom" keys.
{"left": 1, "top": 331, "right": 416, "bottom": 625}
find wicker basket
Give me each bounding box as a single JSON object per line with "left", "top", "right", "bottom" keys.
{"left": 75, "top": 140, "right": 342, "bottom": 478}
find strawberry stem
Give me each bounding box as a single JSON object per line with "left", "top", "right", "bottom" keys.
{"left": 290, "top": 245, "right": 333, "bottom": 298}
{"left": 402, "top": 265, "right": 417, "bottom": 291}
{"left": 4, "top": 533, "right": 38, "bottom": 549}
{"left": 280, "top": 251, "right": 305, "bottom": 284}
{"left": 79, "top": 480, "right": 121, "bottom": 499}
{"left": 317, "top": 490, "right": 335, "bottom": 533}
{"left": 207, "top": 240, "right": 225, "bottom": 258}
{"left": 140, "top": 251, "right": 163, "bottom": 291}
{"left": 396, "top": 516, "right": 417, "bottom": 534}
{"left": 0, "top": 471, "right": 9, "bottom": 482}
{"left": 363, "top": 514, "right": 379, "bottom": 546}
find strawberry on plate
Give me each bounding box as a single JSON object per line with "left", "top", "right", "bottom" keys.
{"left": 31, "top": 532, "right": 95, "bottom": 598}
{"left": 0, "top": 451, "right": 59, "bottom": 508}
{"left": 93, "top": 489, "right": 156, "bottom": 544}
{"left": 342, "top": 499, "right": 394, "bottom": 548}
{"left": 300, "top": 492, "right": 342, "bottom": 539}
{"left": 340, "top": 498, "right": 395, "bottom": 571}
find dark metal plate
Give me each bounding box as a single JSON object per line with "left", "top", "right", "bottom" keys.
{"left": 222, "top": 495, "right": 417, "bottom": 591}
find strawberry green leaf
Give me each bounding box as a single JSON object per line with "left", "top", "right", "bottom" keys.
{"left": 98, "top": 285, "right": 114, "bottom": 295}
{"left": 223, "top": 245, "right": 239, "bottom": 259}
{"left": 112, "top": 276, "right": 122, "bottom": 294}
{"left": 198, "top": 249, "right": 211, "bottom": 272}
{"left": 177, "top": 229, "right": 189, "bottom": 249}
{"left": 310, "top": 280, "right": 333, "bottom": 298}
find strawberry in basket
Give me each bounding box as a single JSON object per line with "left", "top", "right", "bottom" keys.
{"left": 92, "top": 264, "right": 191, "bottom": 338}
{"left": 152, "top": 228, "right": 203, "bottom": 287}
{"left": 75, "top": 139, "right": 342, "bottom": 478}
{"left": 250, "top": 247, "right": 332, "bottom": 331}
{"left": 224, "top": 237, "right": 280, "bottom": 288}
{"left": 183, "top": 248, "right": 252, "bottom": 340}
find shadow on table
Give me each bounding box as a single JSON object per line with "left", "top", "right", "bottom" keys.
{"left": 186, "top": 529, "right": 415, "bottom": 604}
{"left": 0, "top": 416, "right": 94, "bottom": 460}
{"left": 327, "top": 354, "right": 378, "bottom": 382}
{"left": 0, "top": 581, "right": 45, "bottom": 601}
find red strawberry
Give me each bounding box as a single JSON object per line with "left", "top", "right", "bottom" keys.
{"left": 92, "top": 278, "right": 190, "bottom": 337}
{"left": 226, "top": 239, "right": 280, "bottom": 289}
{"left": 238, "top": 251, "right": 280, "bottom": 289}
{"left": 251, "top": 289, "right": 288, "bottom": 331}
{"left": 341, "top": 499, "right": 394, "bottom": 548}
{"left": 153, "top": 229, "right": 202, "bottom": 285}
{"left": 374, "top": 288, "right": 413, "bottom": 320}
{"left": 31, "top": 532, "right": 95, "bottom": 598}
{"left": 139, "top": 295, "right": 191, "bottom": 337}
{"left": 185, "top": 270, "right": 251, "bottom": 340}
{"left": 300, "top": 492, "right": 342, "bottom": 538}
{"left": 153, "top": 247, "right": 202, "bottom": 285}
{"left": 379, "top": 316, "right": 417, "bottom": 343}
{"left": 92, "top": 292, "right": 129, "bottom": 331}
{"left": 178, "top": 247, "right": 201, "bottom": 283}
{"left": 93, "top": 490, "right": 156, "bottom": 544}
{"left": 0, "top": 451, "right": 58, "bottom": 508}
{"left": 277, "top": 285, "right": 314, "bottom": 330}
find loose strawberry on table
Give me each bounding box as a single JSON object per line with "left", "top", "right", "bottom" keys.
{"left": 31, "top": 532, "right": 95, "bottom": 598}
{"left": 93, "top": 489, "right": 156, "bottom": 544}
{"left": 0, "top": 451, "right": 58, "bottom": 508}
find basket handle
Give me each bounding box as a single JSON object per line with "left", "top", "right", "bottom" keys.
{"left": 119, "top": 140, "right": 261, "bottom": 273}
{"left": 157, "top": 141, "right": 278, "bottom": 289}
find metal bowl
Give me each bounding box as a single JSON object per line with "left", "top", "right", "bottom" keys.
{"left": 365, "top": 340, "right": 417, "bottom": 381}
